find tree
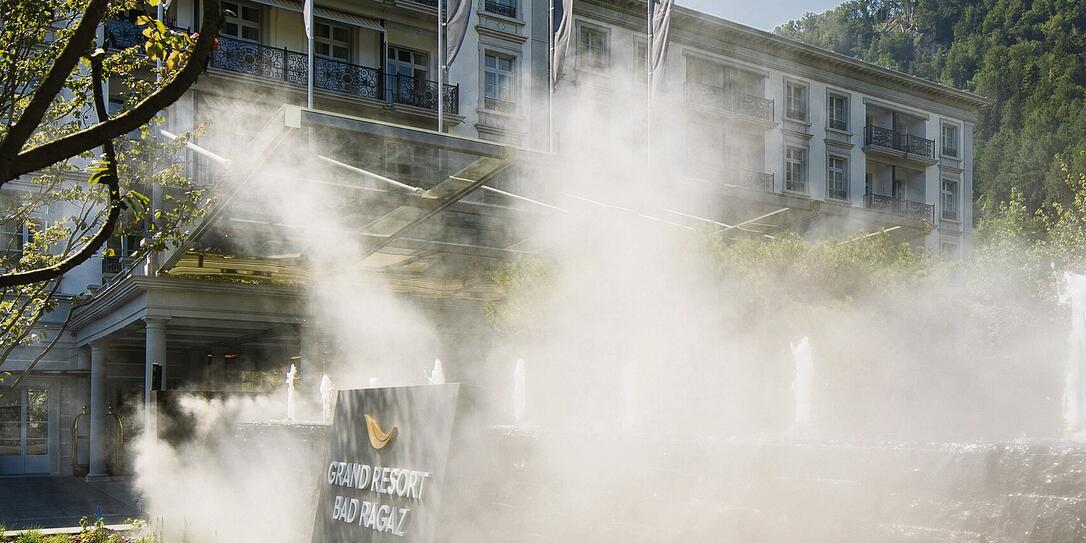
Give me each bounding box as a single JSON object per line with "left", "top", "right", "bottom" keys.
{"left": 0, "top": 0, "right": 223, "bottom": 393}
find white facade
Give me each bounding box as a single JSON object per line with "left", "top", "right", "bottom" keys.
{"left": 147, "top": 0, "right": 986, "bottom": 250}
{"left": 0, "top": 0, "right": 989, "bottom": 477}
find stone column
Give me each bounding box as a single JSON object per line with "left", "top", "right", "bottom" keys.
{"left": 299, "top": 323, "right": 320, "bottom": 397}
{"left": 88, "top": 341, "right": 109, "bottom": 479}
{"left": 144, "top": 317, "right": 168, "bottom": 436}
{"left": 209, "top": 351, "right": 226, "bottom": 390}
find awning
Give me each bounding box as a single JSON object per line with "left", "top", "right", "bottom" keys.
{"left": 155, "top": 106, "right": 544, "bottom": 296}
{"left": 249, "top": 0, "right": 385, "bottom": 33}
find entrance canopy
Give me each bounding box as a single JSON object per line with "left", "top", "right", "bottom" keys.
{"left": 160, "top": 106, "right": 554, "bottom": 299}
{"left": 158, "top": 105, "right": 931, "bottom": 297}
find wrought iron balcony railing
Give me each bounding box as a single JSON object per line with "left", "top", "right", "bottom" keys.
{"left": 740, "top": 170, "right": 774, "bottom": 192}
{"left": 386, "top": 73, "right": 459, "bottom": 114}
{"left": 863, "top": 125, "right": 935, "bottom": 159}
{"left": 864, "top": 192, "right": 935, "bottom": 223}
{"left": 107, "top": 18, "right": 189, "bottom": 50}
{"left": 106, "top": 24, "right": 459, "bottom": 115}
{"left": 102, "top": 255, "right": 123, "bottom": 275}
{"left": 484, "top": 0, "right": 517, "bottom": 18}
{"left": 685, "top": 83, "right": 774, "bottom": 122}
{"left": 208, "top": 35, "right": 458, "bottom": 114}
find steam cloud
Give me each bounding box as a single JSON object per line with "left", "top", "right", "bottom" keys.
{"left": 130, "top": 69, "right": 1067, "bottom": 542}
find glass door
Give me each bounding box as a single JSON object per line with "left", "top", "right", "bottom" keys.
{"left": 0, "top": 388, "right": 49, "bottom": 475}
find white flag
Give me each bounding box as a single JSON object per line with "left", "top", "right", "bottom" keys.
{"left": 650, "top": 0, "right": 674, "bottom": 75}
{"left": 303, "top": 0, "right": 313, "bottom": 39}
{"left": 551, "top": 0, "right": 574, "bottom": 90}
{"left": 445, "top": 0, "right": 473, "bottom": 67}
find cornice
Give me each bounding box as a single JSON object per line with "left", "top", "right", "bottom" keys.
{"left": 476, "top": 24, "right": 528, "bottom": 44}
{"left": 71, "top": 275, "right": 304, "bottom": 331}
{"left": 578, "top": 0, "right": 992, "bottom": 116}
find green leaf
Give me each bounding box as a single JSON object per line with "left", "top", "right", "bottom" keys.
{"left": 87, "top": 169, "right": 114, "bottom": 185}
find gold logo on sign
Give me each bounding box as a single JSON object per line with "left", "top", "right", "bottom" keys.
{"left": 364, "top": 414, "right": 398, "bottom": 450}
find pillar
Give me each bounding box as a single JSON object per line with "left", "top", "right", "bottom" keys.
{"left": 144, "top": 317, "right": 168, "bottom": 435}
{"left": 209, "top": 351, "right": 226, "bottom": 390}
{"left": 87, "top": 341, "right": 109, "bottom": 479}
{"left": 299, "top": 322, "right": 320, "bottom": 397}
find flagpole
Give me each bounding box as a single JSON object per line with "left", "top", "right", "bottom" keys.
{"left": 437, "top": 0, "right": 445, "bottom": 133}
{"left": 548, "top": 0, "right": 555, "bottom": 153}
{"left": 306, "top": 1, "right": 314, "bottom": 108}
{"left": 646, "top": 0, "right": 654, "bottom": 171}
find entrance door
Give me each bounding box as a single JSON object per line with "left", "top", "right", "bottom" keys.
{"left": 0, "top": 388, "right": 49, "bottom": 475}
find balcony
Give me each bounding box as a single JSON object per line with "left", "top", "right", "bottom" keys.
{"left": 106, "top": 19, "right": 459, "bottom": 115}
{"left": 107, "top": 18, "right": 188, "bottom": 49}
{"left": 209, "top": 36, "right": 458, "bottom": 114}
{"left": 102, "top": 255, "right": 123, "bottom": 275}
{"left": 864, "top": 192, "right": 935, "bottom": 223}
{"left": 685, "top": 83, "right": 774, "bottom": 123}
{"left": 737, "top": 170, "right": 774, "bottom": 192}
{"left": 863, "top": 126, "right": 936, "bottom": 161}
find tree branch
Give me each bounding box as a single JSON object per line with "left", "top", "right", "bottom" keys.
{"left": 0, "top": 0, "right": 110, "bottom": 179}
{"left": 3, "top": 0, "right": 224, "bottom": 184}
{"left": 0, "top": 51, "right": 120, "bottom": 289}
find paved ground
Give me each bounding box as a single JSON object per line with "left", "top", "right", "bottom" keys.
{"left": 0, "top": 477, "right": 140, "bottom": 530}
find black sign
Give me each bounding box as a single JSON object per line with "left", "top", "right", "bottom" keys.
{"left": 311, "top": 384, "right": 461, "bottom": 543}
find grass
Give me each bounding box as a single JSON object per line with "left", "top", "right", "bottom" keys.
{"left": 10, "top": 529, "right": 70, "bottom": 543}
{"left": 0, "top": 518, "right": 158, "bottom": 543}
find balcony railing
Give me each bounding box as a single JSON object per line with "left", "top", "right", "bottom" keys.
{"left": 102, "top": 256, "right": 123, "bottom": 275}
{"left": 484, "top": 0, "right": 517, "bottom": 18}
{"left": 208, "top": 36, "right": 458, "bottom": 114}
{"left": 107, "top": 18, "right": 189, "bottom": 50}
{"left": 864, "top": 125, "right": 935, "bottom": 159}
{"left": 685, "top": 83, "right": 774, "bottom": 122}
{"left": 107, "top": 21, "right": 460, "bottom": 115}
{"left": 740, "top": 170, "right": 774, "bottom": 192}
{"left": 864, "top": 192, "right": 935, "bottom": 223}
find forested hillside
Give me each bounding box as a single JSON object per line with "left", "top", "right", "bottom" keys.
{"left": 775, "top": 0, "right": 1086, "bottom": 216}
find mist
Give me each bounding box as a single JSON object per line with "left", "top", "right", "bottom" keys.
{"left": 129, "top": 64, "right": 1075, "bottom": 542}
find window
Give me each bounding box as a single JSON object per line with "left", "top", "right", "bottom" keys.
{"left": 484, "top": 52, "right": 515, "bottom": 112}
{"left": 0, "top": 220, "right": 27, "bottom": 266}
{"left": 941, "top": 179, "right": 959, "bottom": 221}
{"left": 785, "top": 81, "right": 808, "bottom": 121}
{"left": 314, "top": 21, "right": 350, "bottom": 61}
{"left": 828, "top": 155, "right": 848, "bottom": 200}
{"left": 107, "top": 231, "right": 144, "bottom": 258}
{"left": 222, "top": 1, "right": 261, "bottom": 42}
{"left": 942, "top": 123, "right": 960, "bottom": 157}
{"left": 484, "top": 0, "right": 517, "bottom": 18}
{"left": 578, "top": 25, "right": 609, "bottom": 72}
{"left": 940, "top": 240, "right": 960, "bottom": 258}
{"left": 785, "top": 146, "right": 807, "bottom": 193}
{"left": 828, "top": 93, "right": 849, "bottom": 131}
{"left": 387, "top": 46, "right": 429, "bottom": 80}
{"left": 635, "top": 40, "right": 647, "bottom": 82}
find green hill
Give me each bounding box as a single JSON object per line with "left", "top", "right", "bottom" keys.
{"left": 775, "top": 0, "right": 1086, "bottom": 216}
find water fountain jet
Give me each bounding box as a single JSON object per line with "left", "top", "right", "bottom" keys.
{"left": 791, "top": 337, "right": 813, "bottom": 431}
{"left": 428, "top": 358, "right": 446, "bottom": 385}
{"left": 513, "top": 359, "right": 526, "bottom": 427}
{"left": 319, "top": 375, "right": 335, "bottom": 423}
{"left": 285, "top": 364, "right": 297, "bottom": 423}
{"left": 1061, "top": 272, "right": 1086, "bottom": 435}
